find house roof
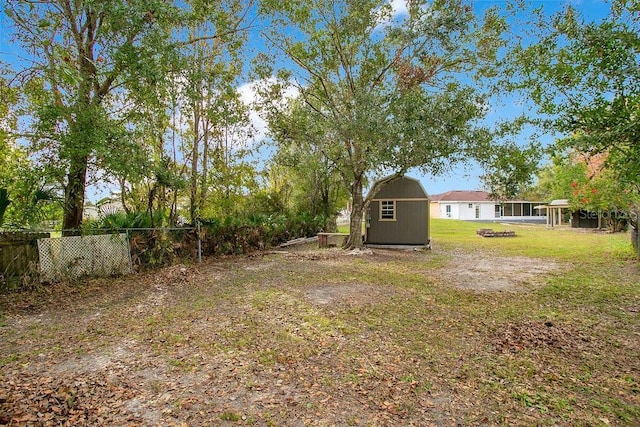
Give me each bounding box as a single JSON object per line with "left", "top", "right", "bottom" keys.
{"left": 431, "top": 190, "right": 545, "bottom": 204}
{"left": 549, "top": 199, "right": 570, "bottom": 207}
{"left": 430, "top": 190, "right": 492, "bottom": 202}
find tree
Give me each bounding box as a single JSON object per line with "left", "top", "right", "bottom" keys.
{"left": 5, "top": 0, "right": 254, "bottom": 233}
{"left": 260, "top": 0, "right": 505, "bottom": 248}
{"left": 269, "top": 98, "right": 349, "bottom": 230}
{"left": 179, "top": 0, "right": 255, "bottom": 223}
{"left": 1, "top": 70, "right": 62, "bottom": 228}
{"left": 4, "top": 0, "right": 186, "bottom": 233}
{"left": 533, "top": 151, "right": 635, "bottom": 231}
{"left": 480, "top": 142, "right": 541, "bottom": 201}
{"left": 506, "top": 0, "right": 640, "bottom": 236}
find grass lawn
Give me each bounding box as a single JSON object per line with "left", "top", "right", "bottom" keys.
{"left": 0, "top": 219, "right": 638, "bottom": 425}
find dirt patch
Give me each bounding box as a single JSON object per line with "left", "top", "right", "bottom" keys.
{"left": 304, "top": 283, "right": 392, "bottom": 307}
{"left": 437, "top": 249, "right": 561, "bottom": 292}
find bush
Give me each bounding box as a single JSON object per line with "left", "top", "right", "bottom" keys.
{"left": 83, "top": 210, "right": 332, "bottom": 265}
{"left": 83, "top": 211, "right": 195, "bottom": 269}
{"left": 83, "top": 211, "right": 169, "bottom": 231}
{"left": 200, "top": 213, "right": 329, "bottom": 256}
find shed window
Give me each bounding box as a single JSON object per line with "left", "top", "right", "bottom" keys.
{"left": 380, "top": 200, "right": 396, "bottom": 220}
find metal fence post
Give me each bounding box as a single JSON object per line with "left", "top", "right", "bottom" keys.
{"left": 126, "top": 229, "right": 134, "bottom": 273}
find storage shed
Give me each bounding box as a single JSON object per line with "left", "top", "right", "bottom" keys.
{"left": 364, "top": 176, "right": 430, "bottom": 247}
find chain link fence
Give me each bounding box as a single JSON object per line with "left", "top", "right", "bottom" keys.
{"left": 1, "top": 227, "right": 200, "bottom": 290}
{"left": 2, "top": 215, "right": 326, "bottom": 290}
{"left": 38, "top": 234, "right": 132, "bottom": 282}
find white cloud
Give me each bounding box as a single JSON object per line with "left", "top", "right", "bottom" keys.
{"left": 375, "top": 0, "right": 410, "bottom": 30}
{"left": 389, "top": 0, "right": 409, "bottom": 17}
{"left": 237, "top": 78, "right": 300, "bottom": 144}
{"left": 237, "top": 80, "right": 268, "bottom": 142}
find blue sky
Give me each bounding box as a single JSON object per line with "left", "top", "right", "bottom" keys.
{"left": 413, "top": 0, "right": 611, "bottom": 196}
{"left": 0, "top": 0, "right": 613, "bottom": 201}
{"left": 240, "top": 0, "right": 612, "bottom": 197}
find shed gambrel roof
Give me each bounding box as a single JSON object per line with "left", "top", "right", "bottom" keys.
{"left": 369, "top": 176, "right": 429, "bottom": 200}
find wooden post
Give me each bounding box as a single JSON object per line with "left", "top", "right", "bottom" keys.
{"left": 318, "top": 233, "right": 328, "bottom": 248}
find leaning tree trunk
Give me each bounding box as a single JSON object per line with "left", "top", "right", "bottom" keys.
{"left": 62, "top": 155, "right": 88, "bottom": 236}
{"left": 345, "top": 178, "right": 364, "bottom": 249}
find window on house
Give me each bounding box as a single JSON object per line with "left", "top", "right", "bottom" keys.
{"left": 514, "top": 203, "right": 522, "bottom": 216}
{"left": 503, "top": 203, "right": 513, "bottom": 216}
{"left": 380, "top": 200, "right": 396, "bottom": 220}
{"left": 495, "top": 204, "right": 501, "bottom": 218}
{"left": 468, "top": 203, "right": 473, "bottom": 209}
{"left": 475, "top": 205, "right": 480, "bottom": 219}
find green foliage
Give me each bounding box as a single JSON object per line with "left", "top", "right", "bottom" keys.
{"left": 200, "top": 212, "right": 328, "bottom": 255}
{"left": 530, "top": 150, "right": 639, "bottom": 231}
{"left": 199, "top": 155, "right": 260, "bottom": 219}
{"left": 84, "top": 211, "right": 169, "bottom": 231}
{"left": 4, "top": 0, "right": 187, "bottom": 230}
{"left": 0, "top": 68, "right": 19, "bottom": 147}
{"left": 481, "top": 142, "right": 542, "bottom": 201}
{"left": 260, "top": 0, "right": 509, "bottom": 248}
{"left": 3, "top": 0, "right": 257, "bottom": 231}
{"left": 0, "top": 75, "right": 63, "bottom": 228}
{"left": 268, "top": 99, "right": 357, "bottom": 225}
{"left": 0, "top": 162, "right": 63, "bottom": 229}
{"left": 506, "top": 0, "right": 640, "bottom": 187}
{"left": 83, "top": 208, "right": 328, "bottom": 265}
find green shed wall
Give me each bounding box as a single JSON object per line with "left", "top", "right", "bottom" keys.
{"left": 366, "top": 200, "right": 429, "bottom": 245}
{"left": 365, "top": 176, "right": 430, "bottom": 245}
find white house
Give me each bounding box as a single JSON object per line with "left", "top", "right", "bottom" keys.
{"left": 430, "top": 190, "right": 546, "bottom": 222}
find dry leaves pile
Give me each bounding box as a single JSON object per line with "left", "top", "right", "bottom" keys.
{"left": 491, "top": 321, "right": 594, "bottom": 355}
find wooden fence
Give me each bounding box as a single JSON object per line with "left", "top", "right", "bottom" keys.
{"left": 0, "top": 232, "right": 50, "bottom": 282}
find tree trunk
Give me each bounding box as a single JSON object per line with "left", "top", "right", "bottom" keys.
{"left": 0, "top": 188, "right": 11, "bottom": 226}
{"left": 199, "top": 122, "right": 210, "bottom": 216}
{"left": 631, "top": 209, "right": 639, "bottom": 258}
{"left": 345, "top": 178, "right": 364, "bottom": 249}
{"left": 62, "top": 155, "right": 88, "bottom": 236}
{"left": 190, "top": 103, "right": 200, "bottom": 223}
